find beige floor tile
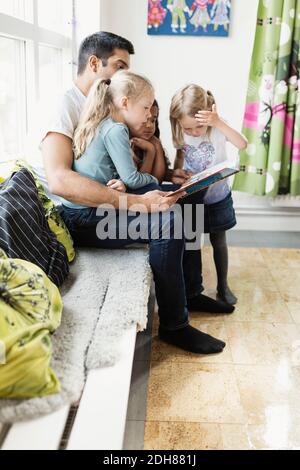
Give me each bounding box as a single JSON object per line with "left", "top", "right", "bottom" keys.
{"left": 189, "top": 308, "right": 232, "bottom": 322}
{"left": 201, "top": 247, "right": 267, "bottom": 292}
{"left": 202, "top": 270, "right": 218, "bottom": 290}
{"left": 201, "top": 245, "right": 217, "bottom": 287}
{"left": 234, "top": 364, "right": 300, "bottom": 425}
{"left": 146, "top": 362, "right": 246, "bottom": 424}
{"left": 227, "top": 247, "right": 266, "bottom": 268}
{"left": 202, "top": 246, "right": 266, "bottom": 268}
{"left": 144, "top": 421, "right": 222, "bottom": 450}
{"left": 246, "top": 423, "right": 300, "bottom": 450}
{"left": 153, "top": 307, "right": 231, "bottom": 327}
{"left": 144, "top": 247, "right": 300, "bottom": 450}
{"left": 225, "top": 322, "right": 300, "bottom": 365}
{"left": 151, "top": 319, "right": 232, "bottom": 364}
{"left": 224, "top": 288, "right": 293, "bottom": 323}
{"left": 220, "top": 422, "right": 300, "bottom": 450}
{"left": 144, "top": 421, "right": 300, "bottom": 450}
{"left": 219, "top": 424, "right": 253, "bottom": 450}
{"left": 286, "top": 302, "right": 300, "bottom": 324}
{"left": 227, "top": 266, "right": 278, "bottom": 292}
{"left": 201, "top": 245, "right": 213, "bottom": 260}
{"left": 270, "top": 269, "right": 300, "bottom": 302}
{"left": 261, "top": 248, "right": 300, "bottom": 270}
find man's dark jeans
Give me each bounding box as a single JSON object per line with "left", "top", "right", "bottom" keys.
{"left": 60, "top": 183, "right": 204, "bottom": 331}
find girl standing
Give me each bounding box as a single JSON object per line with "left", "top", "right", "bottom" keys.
{"left": 170, "top": 84, "right": 247, "bottom": 305}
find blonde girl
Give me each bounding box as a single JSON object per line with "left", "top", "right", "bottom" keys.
{"left": 62, "top": 70, "right": 159, "bottom": 213}
{"left": 170, "top": 84, "right": 247, "bottom": 305}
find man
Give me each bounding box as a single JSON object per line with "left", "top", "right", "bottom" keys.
{"left": 42, "top": 32, "right": 233, "bottom": 355}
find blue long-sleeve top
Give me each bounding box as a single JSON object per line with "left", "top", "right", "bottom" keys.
{"left": 62, "top": 117, "right": 158, "bottom": 209}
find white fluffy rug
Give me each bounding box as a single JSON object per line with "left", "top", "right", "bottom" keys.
{"left": 0, "top": 247, "right": 152, "bottom": 423}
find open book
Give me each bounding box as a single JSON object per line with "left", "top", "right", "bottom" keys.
{"left": 167, "top": 162, "right": 239, "bottom": 198}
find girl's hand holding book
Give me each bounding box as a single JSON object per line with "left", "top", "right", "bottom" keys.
{"left": 171, "top": 168, "right": 192, "bottom": 185}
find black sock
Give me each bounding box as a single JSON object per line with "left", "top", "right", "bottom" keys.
{"left": 217, "top": 286, "right": 238, "bottom": 305}
{"left": 159, "top": 324, "right": 226, "bottom": 354}
{"left": 187, "top": 293, "right": 235, "bottom": 314}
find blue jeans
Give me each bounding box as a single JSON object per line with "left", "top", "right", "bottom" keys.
{"left": 60, "top": 183, "right": 204, "bottom": 331}
{"left": 161, "top": 183, "right": 206, "bottom": 296}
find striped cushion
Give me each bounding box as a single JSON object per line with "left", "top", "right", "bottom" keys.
{"left": 0, "top": 168, "right": 69, "bottom": 287}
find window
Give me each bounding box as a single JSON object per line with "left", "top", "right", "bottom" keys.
{"left": 0, "top": 36, "right": 26, "bottom": 160}
{"left": 37, "top": 0, "right": 72, "bottom": 37}
{"left": 0, "top": 0, "right": 101, "bottom": 163}
{"left": 39, "top": 45, "right": 63, "bottom": 100}
{"left": 0, "top": 0, "right": 74, "bottom": 162}
{"left": 0, "top": 0, "right": 33, "bottom": 23}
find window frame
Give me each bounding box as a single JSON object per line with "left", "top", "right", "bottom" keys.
{"left": 0, "top": 0, "right": 75, "bottom": 160}
{"left": 0, "top": 34, "right": 27, "bottom": 158}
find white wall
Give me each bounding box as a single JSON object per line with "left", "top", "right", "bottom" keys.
{"left": 100, "top": 0, "right": 258, "bottom": 163}
{"left": 100, "top": 0, "right": 300, "bottom": 230}
{"left": 76, "top": 0, "right": 101, "bottom": 46}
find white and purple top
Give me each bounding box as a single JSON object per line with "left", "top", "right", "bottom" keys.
{"left": 182, "top": 127, "right": 231, "bottom": 204}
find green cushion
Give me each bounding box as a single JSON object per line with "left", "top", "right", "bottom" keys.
{"left": 0, "top": 255, "right": 63, "bottom": 398}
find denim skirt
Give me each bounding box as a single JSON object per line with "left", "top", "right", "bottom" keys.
{"left": 204, "top": 191, "right": 236, "bottom": 233}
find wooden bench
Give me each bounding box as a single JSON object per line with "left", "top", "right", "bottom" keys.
{"left": 0, "top": 325, "right": 140, "bottom": 450}
{"left": 0, "top": 246, "right": 154, "bottom": 450}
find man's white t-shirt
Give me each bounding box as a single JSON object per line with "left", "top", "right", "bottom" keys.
{"left": 44, "top": 85, "right": 86, "bottom": 138}
{"left": 32, "top": 84, "right": 86, "bottom": 204}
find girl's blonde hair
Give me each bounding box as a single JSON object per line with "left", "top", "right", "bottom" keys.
{"left": 170, "top": 84, "right": 215, "bottom": 148}
{"left": 73, "top": 70, "right": 154, "bottom": 158}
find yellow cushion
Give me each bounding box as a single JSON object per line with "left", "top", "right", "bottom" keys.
{"left": 0, "top": 256, "right": 63, "bottom": 398}
{"left": 0, "top": 160, "right": 17, "bottom": 183}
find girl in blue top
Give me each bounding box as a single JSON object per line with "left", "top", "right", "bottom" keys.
{"left": 170, "top": 84, "right": 248, "bottom": 305}
{"left": 62, "top": 70, "right": 158, "bottom": 210}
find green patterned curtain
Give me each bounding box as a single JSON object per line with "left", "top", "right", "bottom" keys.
{"left": 233, "top": 0, "right": 300, "bottom": 196}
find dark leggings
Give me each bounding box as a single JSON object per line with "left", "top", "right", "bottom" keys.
{"left": 209, "top": 231, "right": 228, "bottom": 290}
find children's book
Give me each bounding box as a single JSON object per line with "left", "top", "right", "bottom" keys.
{"left": 167, "top": 162, "right": 239, "bottom": 197}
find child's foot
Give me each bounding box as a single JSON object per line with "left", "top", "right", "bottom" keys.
{"left": 159, "top": 324, "right": 226, "bottom": 354}
{"left": 217, "top": 286, "right": 237, "bottom": 306}
{"left": 187, "top": 293, "right": 235, "bottom": 314}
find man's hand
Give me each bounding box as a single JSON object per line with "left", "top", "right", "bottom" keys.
{"left": 107, "top": 179, "right": 126, "bottom": 193}
{"left": 195, "top": 104, "right": 221, "bottom": 127}
{"left": 138, "top": 190, "right": 185, "bottom": 213}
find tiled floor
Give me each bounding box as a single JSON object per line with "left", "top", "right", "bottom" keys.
{"left": 124, "top": 232, "right": 300, "bottom": 450}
